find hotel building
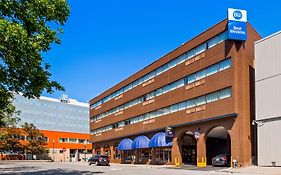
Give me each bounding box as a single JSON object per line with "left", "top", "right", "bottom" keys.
{"left": 89, "top": 19, "right": 261, "bottom": 166}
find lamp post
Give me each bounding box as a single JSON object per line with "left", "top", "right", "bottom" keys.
{"left": 52, "top": 139, "right": 55, "bottom": 161}
{"left": 84, "top": 140, "right": 87, "bottom": 161}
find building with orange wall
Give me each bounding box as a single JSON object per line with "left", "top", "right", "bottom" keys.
{"left": 13, "top": 94, "right": 91, "bottom": 162}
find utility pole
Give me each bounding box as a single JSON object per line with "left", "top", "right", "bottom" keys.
{"left": 52, "top": 139, "right": 55, "bottom": 161}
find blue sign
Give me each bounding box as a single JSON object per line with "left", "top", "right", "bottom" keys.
{"left": 227, "top": 8, "right": 247, "bottom": 41}
{"left": 228, "top": 21, "right": 247, "bottom": 41}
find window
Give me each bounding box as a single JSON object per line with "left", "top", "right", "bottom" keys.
{"left": 219, "top": 59, "right": 231, "bottom": 71}
{"left": 162, "top": 85, "right": 170, "bottom": 94}
{"left": 156, "top": 88, "right": 163, "bottom": 96}
{"left": 196, "top": 96, "right": 206, "bottom": 106}
{"left": 206, "top": 64, "right": 219, "bottom": 76}
{"left": 207, "top": 36, "right": 219, "bottom": 49}
{"left": 170, "top": 104, "right": 179, "bottom": 113}
{"left": 219, "top": 88, "right": 231, "bottom": 99}
{"left": 195, "top": 44, "right": 206, "bottom": 55}
{"left": 163, "top": 107, "right": 170, "bottom": 115}
{"left": 196, "top": 69, "right": 206, "bottom": 80}
{"left": 170, "top": 82, "right": 178, "bottom": 91}
{"left": 186, "top": 99, "right": 196, "bottom": 109}
{"left": 187, "top": 74, "right": 196, "bottom": 84}
{"left": 169, "top": 59, "right": 178, "bottom": 69}
{"left": 162, "top": 64, "right": 169, "bottom": 72}
{"left": 187, "top": 50, "right": 195, "bottom": 60}
{"left": 178, "top": 54, "right": 186, "bottom": 64}
{"left": 206, "top": 92, "right": 219, "bottom": 103}
{"left": 178, "top": 101, "right": 186, "bottom": 111}
{"left": 177, "top": 79, "right": 185, "bottom": 88}
{"left": 156, "top": 67, "right": 163, "bottom": 76}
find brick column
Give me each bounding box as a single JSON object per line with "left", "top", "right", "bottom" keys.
{"left": 110, "top": 145, "right": 114, "bottom": 161}
{"left": 171, "top": 136, "right": 182, "bottom": 165}
{"left": 196, "top": 133, "right": 206, "bottom": 167}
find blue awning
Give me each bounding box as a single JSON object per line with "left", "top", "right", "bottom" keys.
{"left": 117, "top": 138, "right": 133, "bottom": 151}
{"left": 149, "top": 132, "right": 173, "bottom": 148}
{"left": 132, "top": 136, "right": 150, "bottom": 149}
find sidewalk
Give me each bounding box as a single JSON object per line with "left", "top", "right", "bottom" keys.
{"left": 217, "top": 166, "right": 281, "bottom": 175}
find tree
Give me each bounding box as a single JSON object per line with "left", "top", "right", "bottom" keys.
{"left": 0, "top": 0, "right": 70, "bottom": 126}
{"left": 21, "top": 122, "right": 48, "bottom": 158}
{"left": 0, "top": 126, "right": 24, "bottom": 154}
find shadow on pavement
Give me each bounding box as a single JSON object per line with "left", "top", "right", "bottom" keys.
{"left": 1, "top": 167, "right": 104, "bottom": 175}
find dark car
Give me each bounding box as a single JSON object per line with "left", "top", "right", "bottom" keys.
{"left": 88, "top": 155, "right": 110, "bottom": 166}
{"left": 212, "top": 154, "right": 230, "bottom": 167}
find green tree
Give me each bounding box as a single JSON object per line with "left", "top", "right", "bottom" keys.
{"left": 0, "top": 0, "right": 70, "bottom": 126}
{"left": 22, "top": 122, "right": 48, "bottom": 158}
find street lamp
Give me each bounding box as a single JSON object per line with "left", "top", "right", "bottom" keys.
{"left": 52, "top": 139, "right": 55, "bottom": 161}
{"left": 84, "top": 140, "right": 87, "bottom": 161}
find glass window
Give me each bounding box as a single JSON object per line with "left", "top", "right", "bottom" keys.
{"left": 148, "top": 71, "right": 156, "bottom": 80}
{"left": 162, "top": 85, "right": 170, "bottom": 94}
{"left": 162, "top": 64, "right": 169, "bottom": 73}
{"left": 156, "top": 67, "right": 163, "bottom": 76}
{"left": 186, "top": 99, "right": 196, "bottom": 109}
{"left": 206, "top": 92, "right": 219, "bottom": 103}
{"left": 207, "top": 36, "right": 218, "bottom": 49}
{"left": 170, "top": 82, "right": 178, "bottom": 91}
{"left": 218, "top": 32, "right": 228, "bottom": 43}
{"left": 178, "top": 101, "right": 186, "bottom": 111}
{"left": 139, "top": 115, "right": 145, "bottom": 122}
{"left": 196, "top": 69, "right": 206, "bottom": 80}
{"left": 177, "top": 79, "right": 185, "bottom": 88}
{"left": 169, "top": 59, "right": 178, "bottom": 69}
{"left": 156, "top": 88, "right": 163, "bottom": 96}
{"left": 219, "top": 88, "right": 231, "bottom": 99}
{"left": 163, "top": 107, "right": 170, "bottom": 115}
{"left": 170, "top": 104, "right": 179, "bottom": 113}
{"left": 187, "top": 74, "right": 196, "bottom": 84}
{"left": 195, "top": 44, "right": 206, "bottom": 55}
{"left": 187, "top": 50, "right": 195, "bottom": 60}
{"left": 206, "top": 64, "right": 219, "bottom": 76}
{"left": 178, "top": 54, "right": 186, "bottom": 64}
{"left": 219, "top": 59, "right": 231, "bottom": 71}
{"left": 196, "top": 96, "right": 206, "bottom": 106}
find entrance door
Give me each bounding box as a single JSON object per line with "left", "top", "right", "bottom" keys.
{"left": 181, "top": 134, "right": 197, "bottom": 165}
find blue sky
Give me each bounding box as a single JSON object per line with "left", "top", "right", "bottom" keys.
{"left": 43, "top": 0, "right": 281, "bottom": 103}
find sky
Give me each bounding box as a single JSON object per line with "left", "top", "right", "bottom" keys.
{"left": 42, "top": 0, "right": 281, "bottom": 103}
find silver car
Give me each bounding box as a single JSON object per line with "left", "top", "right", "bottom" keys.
{"left": 212, "top": 154, "right": 230, "bottom": 167}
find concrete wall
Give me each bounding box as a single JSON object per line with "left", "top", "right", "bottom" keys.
{"left": 255, "top": 31, "right": 281, "bottom": 166}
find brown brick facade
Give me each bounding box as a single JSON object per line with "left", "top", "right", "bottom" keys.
{"left": 89, "top": 19, "right": 261, "bottom": 166}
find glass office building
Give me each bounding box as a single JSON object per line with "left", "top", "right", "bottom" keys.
{"left": 13, "top": 94, "right": 92, "bottom": 162}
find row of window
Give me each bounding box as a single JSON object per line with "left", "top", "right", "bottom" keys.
{"left": 91, "top": 58, "right": 232, "bottom": 122}
{"left": 90, "top": 32, "right": 228, "bottom": 109}
{"left": 59, "top": 138, "right": 90, "bottom": 144}
{"left": 90, "top": 87, "right": 232, "bottom": 134}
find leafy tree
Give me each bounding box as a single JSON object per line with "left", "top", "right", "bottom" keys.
{"left": 0, "top": 126, "right": 24, "bottom": 153}
{"left": 0, "top": 0, "right": 70, "bottom": 126}
{"left": 21, "top": 122, "right": 48, "bottom": 157}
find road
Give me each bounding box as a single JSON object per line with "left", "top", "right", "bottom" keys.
{"left": 0, "top": 161, "right": 280, "bottom": 175}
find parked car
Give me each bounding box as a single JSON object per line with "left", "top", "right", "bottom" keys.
{"left": 88, "top": 155, "right": 110, "bottom": 166}
{"left": 212, "top": 154, "right": 230, "bottom": 167}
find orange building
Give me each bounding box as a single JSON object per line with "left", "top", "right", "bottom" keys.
{"left": 13, "top": 94, "right": 91, "bottom": 162}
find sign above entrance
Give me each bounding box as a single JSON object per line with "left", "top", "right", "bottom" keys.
{"left": 165, "top": 127, "right": 174, "bottom": 138}
{"left": 227, "top": 8, "right": 247, "bottom": 41}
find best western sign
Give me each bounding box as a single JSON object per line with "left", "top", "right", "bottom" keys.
{"left": 227, "top": 8, "right": 247, "bottom": 41}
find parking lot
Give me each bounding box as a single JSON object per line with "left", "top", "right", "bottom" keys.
{"left": 0, "top": 161, "right": 280, "bottom": 175}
